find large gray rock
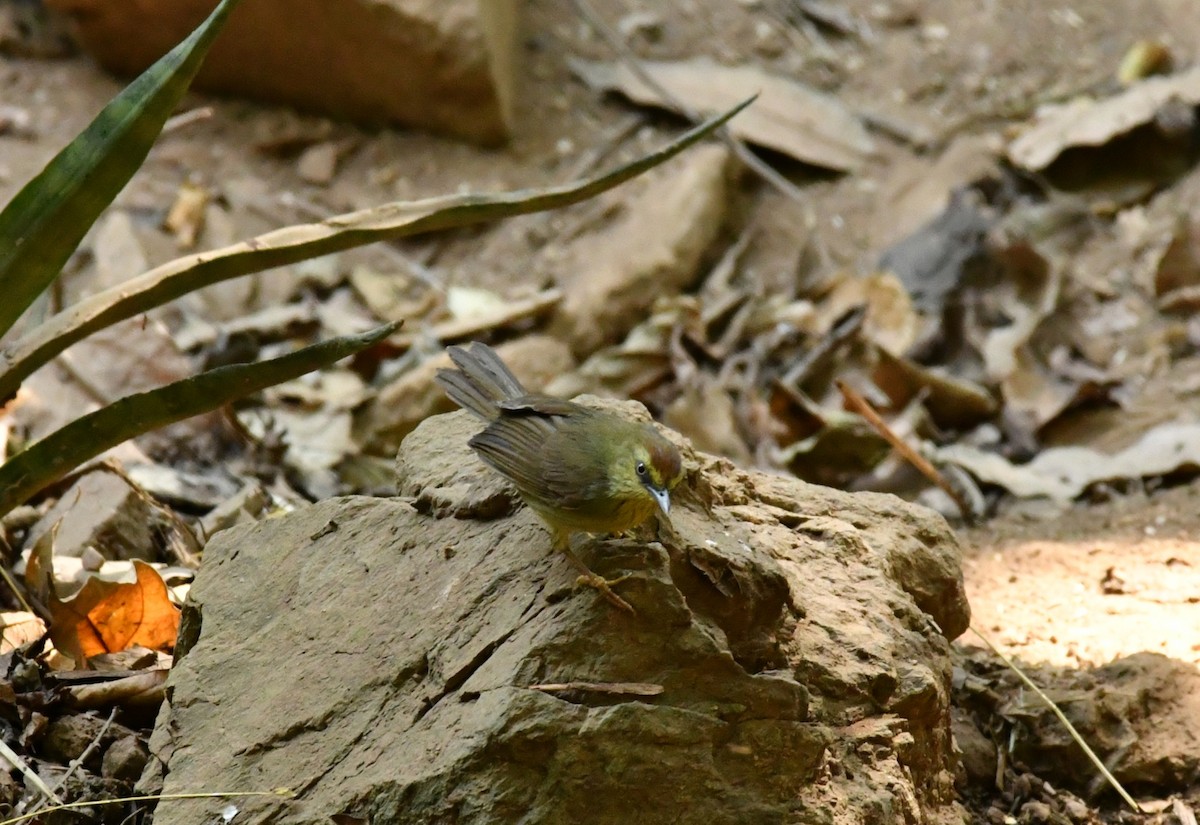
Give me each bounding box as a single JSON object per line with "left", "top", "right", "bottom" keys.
{"left": 45, "top": 0, "right": 518, "bottom": 145}
{"left": 144, "top": 403, "right": 970, "bottom": 825}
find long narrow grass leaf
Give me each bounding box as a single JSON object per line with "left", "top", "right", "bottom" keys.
{"left": 0, "top": 0, "right": 242, "bottom": 336}
{"left": 0, "top": 323, "right": 397, "bottom": 517}
{"left": 0, "top": 97, "right": 754, "bottom": 402}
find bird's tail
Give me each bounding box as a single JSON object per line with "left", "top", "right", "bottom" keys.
{"left": 435, "top": 342, "right": 527, "bottom": 422}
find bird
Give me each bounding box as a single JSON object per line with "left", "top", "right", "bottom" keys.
{"left": 435, "top": 341, "right": 683, "bottom": 612}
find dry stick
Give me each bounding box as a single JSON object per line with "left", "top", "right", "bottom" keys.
{"left": 0, "top": 739, "right": 63, "bottom": 808}
{"left": 967, "top": 627, "right": 1141, "bottom": 813}
{"left": 26, "top": 708, "right": 118, "bottom": 816}
{"left": 1173, "top": 798, "right": 1198, "bottom": 825}
{"left": 565, "top": 114, "right": 645, "bottom": 180}
{"left": 568, "top": 0, "right": 810, "bottom": 206}
{"left": 834, "top": 379, "right": 976, "bottom": 522}
{"left": 783, "top": 307, "right": 865, "bottom": 387}
{"left": 162, "top": 106, "right": 214, "bottom": 133}
{"left": 0, "top": 543, "right": 36, "bottom": 615}
{"left": 0, "top": 788, "right": 294, "bottom": 825}
{"left": 529, "top": 681, "right": 664, "bottom": 696}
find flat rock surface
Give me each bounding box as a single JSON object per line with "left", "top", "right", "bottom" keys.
{"left": 146, "top": 405, "right": 969, "bottom": 825}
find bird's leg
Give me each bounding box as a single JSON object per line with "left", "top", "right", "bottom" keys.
{"left": 552, "top": 530, "right": 634, "bottom": 614}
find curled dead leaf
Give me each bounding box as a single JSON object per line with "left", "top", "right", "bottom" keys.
{"left": 48, "top": 559, "right": 180, "bottom": 665}
{"left": 569, "top": 57, "right": 874, "bottom": 171}
{"left": 0, "top": 611, "right": 47, "bottom": 654}
{"left": 64, "top": 668, "right": 169, "bottom": 709}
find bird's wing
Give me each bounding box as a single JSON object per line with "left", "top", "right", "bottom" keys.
{"left": 469, "top": 406, "right": 607, "bottom": 511}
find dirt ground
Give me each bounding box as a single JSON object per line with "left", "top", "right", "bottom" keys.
{"left": 960, "top": 481, "right": 1200, "bottom": 822}
{"left": 3, "top": 0, "right": 1200, "bottom": 822}
{"left": 965, "top": 480, "right": 1200, "bottom": 670}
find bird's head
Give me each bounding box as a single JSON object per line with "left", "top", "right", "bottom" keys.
{"left": 608, "top": 425, "right": 683, "bottom": 516}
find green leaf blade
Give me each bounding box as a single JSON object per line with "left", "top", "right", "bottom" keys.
{"left": 0, "top": 96, "right": 755, "bottom": 402}
{"left": 0, "top": 322, "right": 397, "bottom": 518}
{"left": 0, "top": 0, "right": 243, "bottom": 337}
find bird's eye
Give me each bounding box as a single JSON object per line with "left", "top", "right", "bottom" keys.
{"left": 635, "top": 461, "right": 647, "bottom": 478}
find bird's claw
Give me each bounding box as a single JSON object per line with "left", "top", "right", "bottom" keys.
{"left": 575, "top": 573, "right": 635, "bottom": 614}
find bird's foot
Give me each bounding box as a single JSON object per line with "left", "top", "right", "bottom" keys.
{"left": 575, "top": 572, "right": 635, "bottom": 614}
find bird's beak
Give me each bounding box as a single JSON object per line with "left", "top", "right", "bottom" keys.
{"left": 650, "top": 486, "right": 671, "bottom": 516}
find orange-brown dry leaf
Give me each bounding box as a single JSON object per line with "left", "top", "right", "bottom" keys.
{"left": 49, "top": 560, "right": 180, "bottom": 663}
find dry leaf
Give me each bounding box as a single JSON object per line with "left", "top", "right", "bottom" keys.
{"left": 814, "top": 271, "right": 918, "bottom": 357}
{"left": 1117, "top": 40, "right": 1173, "bottom": 86}
{"left": 546, "top": 297, "right": 696, "bottom": 400}
{"left": 24, "top": 518, "right": 60, "bottom": 604}
{"left": 1153, "top": 216, "right": 1200, "bottom": 299}
{"left": 872, "top": 133, "right": 1002, "bottom": 248}
{"left": 1008, "top": 65, "right": 1200, "bottom": 172}
{"left": 48, "top": 559, "right": 180, "bottom": 664}
{"left": 570, "top": 57, "right": 874, "bottom": 171}
{"left": 387, "top": 289, "right": 561, "bottom": 352}
{"left": 0, "top": 612, "right": 46, "bottom": 654}
{"left": 979, "top": 241, "right": 1060, "bottom": 383}
{"left": 936, "top": 421, "right": 1200, "bottom": 502}
{"left": 64, "top": 668, "right": 169, "bottom": 709}
{"left": 872, "top": 349, "right": 997, "bottom": 429}
{"left": 664, "top": 378, "right": 752, "bottom": 465}
{"left": 163, "top": 178, "right": 210, "bottom": 249}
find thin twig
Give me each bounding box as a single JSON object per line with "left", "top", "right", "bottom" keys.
{"left": 29, "top": 709, "right": 118, "bottom": 815}
{"left": 0, "top": 739, "right": 63, "bottom": 809}
{"left": 162, "top": 107, "right": 214, "bottom": 133}
{"left": 782, "top": 306, "right": 865, "bottom": 387}
{"left": 0, "top": 533, "right": 36, "bottom": 614}
{"left": 258, "top": 193, "right": 444, "bottom": 292}
{"left": 565, "top": 114, "right": 645, "bottom": 180}
{"left": 569, "top": 0, "right": 809, "bottom": 205}
{"left": 529, "top": 681, "right": 664, "bottom": 696}
{"left": 835, "top": 379, "right": 977, "bottom": 523}
{"left": 967, "top": 627, "right": 1141, "bottom": 813}
{"left": 0, "top": 788, "right": 294, "bottom": 825}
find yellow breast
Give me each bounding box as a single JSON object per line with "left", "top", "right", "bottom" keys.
{"left": 527, "top": 490, "right": 658, "bottom": 537}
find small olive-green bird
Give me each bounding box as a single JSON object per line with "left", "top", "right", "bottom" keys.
{"left": 435, "top": 342, "right": 683, "bottom": 612}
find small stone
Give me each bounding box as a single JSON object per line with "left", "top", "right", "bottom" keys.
{"left": 1062, "top": 797, "right": 1090, "bottom": 821}
{"left": 1019, "top": 801, "right": 1052, "bottom": 821}
{"left": 953, "top": 709, "right": 998, "bottom": 784}
{"left": 297, "top": 142, "right": 339, "bottom": 185}
{"left": 0, "top": 105, "right": 33, "bottom": 138}
{"left": 42, "top": 714, "right": 109, "bottom": 764}
{"left": 200, "top": 484, "right": 269, "bottom": 539}
{"left": 548, "top": 144, "right": 734, "bottom": 356}
{"left": 25, "top": 472, "right": 164, "bottom": 561}
{"left": 102, "top": 736, "right": 149, "bottom": 781}
{"left": 80, "top": 546, "right": 105, "bottom": 572}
